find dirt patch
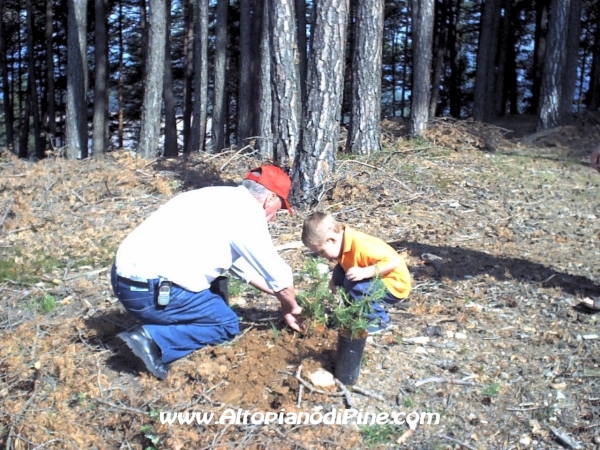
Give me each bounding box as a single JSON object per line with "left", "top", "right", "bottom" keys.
{"left": 3, "top": 118, "right": 600, "bottom": 448}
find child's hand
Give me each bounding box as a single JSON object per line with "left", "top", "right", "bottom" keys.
{"left": 345, "top": 266, "right": 370, "bottom": 282}
{"left": 328, "top": 277, "right": 337, "bottom": 294}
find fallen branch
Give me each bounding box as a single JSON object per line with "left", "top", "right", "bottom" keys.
{"left": 351, "top": 385, "right": 386, "bottom": 402}
{"left": 275, "top": 241, "right": 304, "bottom": 251}
{"left": 63, "top": 266, "right": 110, "bottom": 281}
{"left": 296, "top": 365, "right": 304, "bottom": 407}
{"left": 334, "top": 379, "right": 353, "bottom": 407}
{"left": 219, "top": 145, "right": 253, "bottom": 171}
{"left": 337, "top": 159, "right": 414, "bottom": 193}
{"left": 415, "top": 377, "right": 479, "bottom": 387}
{"left": 441, "top": 435, "right": 477, "bottom": 450}
{"left": 94, "top": 398, "right": 150, "bottom": 416}
{"left": 549, "top": 426, "right": 583, "bottom": 449}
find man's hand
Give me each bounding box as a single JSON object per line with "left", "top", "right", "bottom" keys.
{"left": 283, "top": 305, "right": 305, "bottom": 333}
{"left": 274, "top": 286, "right": 306, "bottom": 333}
{"left": 591, "top": 146, "right": 600, "bottom": 173}
{"left": 328, "top": 277, "right": 337, "bottom": 295}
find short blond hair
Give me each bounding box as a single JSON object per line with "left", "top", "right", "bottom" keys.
{"left": 302, "top": 212, "right": 343, "bottom": 246}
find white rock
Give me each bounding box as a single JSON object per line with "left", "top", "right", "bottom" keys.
{"left": 519, "top": 435, "right": 532, "bottom": 447}
{"left": 446, "top": 330, "right": 455, "bottom": 338}
{"left": 403, "top": 336, "right": 430, "bottom": 344}
{"left": 455, "top": 332, "right": 467, "bottom": 340}
{"left": 582, "top": 334, "right": 599, "bottom": 340}
{"left": 316, "top": 263, "right": 330, "bottom": 275}
{"left": 308, "top": 369, "right": 336, "bottom": 388}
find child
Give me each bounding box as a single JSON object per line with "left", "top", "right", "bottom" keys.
{"left": 301, "top": 211, "right": 411, "bottom": 333}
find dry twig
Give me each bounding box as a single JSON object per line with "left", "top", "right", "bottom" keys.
{"left": 351, "top": 385, "right": 386, "bottom": 402}
{"left": 415, "top": 377, "right": 480, "bottom": 387}
{"left": 334, "top": 379, "right": 353, "bottom": 407}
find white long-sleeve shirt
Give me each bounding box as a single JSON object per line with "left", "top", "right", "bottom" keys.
{"left": 115, "top": 185, "right": 293, "bottom": 292}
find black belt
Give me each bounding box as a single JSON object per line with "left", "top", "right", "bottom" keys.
{"left": 116, "top": 274, "right": 158, "bottom": 289}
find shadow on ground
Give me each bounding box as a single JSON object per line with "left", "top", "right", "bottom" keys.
{"left": 391, "top": 240, "right": 600, "bottom": 298}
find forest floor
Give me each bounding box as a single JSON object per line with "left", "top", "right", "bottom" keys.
{"left": 2, "top": 114, "right": 600, "bottom": 449}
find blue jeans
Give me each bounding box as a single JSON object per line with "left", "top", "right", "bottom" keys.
{"left": 111, "top": 265, "right": 239, "bottom": 364}
{"left": 332, "top": 264, "right": 400, "bottom": 324}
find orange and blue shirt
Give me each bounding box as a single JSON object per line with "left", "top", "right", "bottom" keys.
{"left": 338, "top": 226, "right": 411, "bottom": 299}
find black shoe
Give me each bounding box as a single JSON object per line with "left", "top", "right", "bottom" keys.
{"left": 116, "top": 327, "right": 169, "bottom": 380}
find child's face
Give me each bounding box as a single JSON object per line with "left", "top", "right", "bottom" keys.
{"left": 306, "top": 235, "right": 342, "bottom": 261}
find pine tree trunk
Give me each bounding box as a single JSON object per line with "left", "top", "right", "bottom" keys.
{"left": 237, "top": 0, "right": 253, "bottom": 146}
{"left": 0, "top": 0, "right": 15, "bottom": 151}
{"left": 26, "top": 0, "right": 42, "bottom": 158}
{"left": 269, "top": 0, "right": 301, "bottom": 165}
{"left": 45, "top": 0, "right": 56, "bottom": 140}
{"left": 212, "top": 0, "right": 228, "bottom": 153}
{"left": 473, "top": 0, "right": 501, "bottom": 122}
{"left": 346, "top": 0, "right": 383, "bottom": 155}
{"left": 296, "top": 0, "right": 307, "bottom": 109}
{"left": 93, "top": 0, "right": 109, "bottom": 156}
{"left": 163, "top": 0, "right": 178, "bottom": 158}
{"left": 530, "top": 1, "right": 548, "bottom": 114}
{"left": 139, "top": 0, "right": 166, "bottom": 158}
{"left": 118, "top": 0, "right": 124, "bottom": 149}
{"left": 590, "top": 10, "right": 600, "bottom": 111}
{"left": 66, "top": 0, "right": 88, "bottom": 159}
{"left": 293, "top": 0, "right": 349, "bottom": 206}
{"left": 429, "top": 0, "right": 448, "bottom": 118}
{"left": 187, "top": 0, "right": 209, "bottom": 153}
{"left": 257, "top": 0, "right": 273, "bottom": 158}
{"left": 559, "top": 0, "right": 582, "bottom": 122}
{"left": 410, "top": 0, "right": 434, "bottom": 136}
{"left": 537, "top": 0, "right": 570, "bottom": 130}
{"left": 182, "top": 0, "right": 194, "bottom": 153}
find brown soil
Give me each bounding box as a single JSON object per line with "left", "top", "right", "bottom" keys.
{"left": 2, "top": 115, "right": 600, "bottom": 449}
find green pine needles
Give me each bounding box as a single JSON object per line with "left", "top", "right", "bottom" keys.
{"left": 298, "top": 257, "right": 388, "bottom": 339}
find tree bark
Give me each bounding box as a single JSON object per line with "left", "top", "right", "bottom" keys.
{"left": 93, "top": 0, "right": 109, "bottom": 156}
{"left": 237, "top": 0, "right": 253, "bottom": 146}
{"left": 589, "top": 5, "right": 600, "bottom": 111}
{"left": 187, "top": 0, "right": 209, "bottom": 153}
{"left": 473, "top": 0, "right": 501, "bottom": 122}
{"left": 117, "top": 0, "right": 124, "bottom": 149}
{"left": 182, "top": 0, "right": 194, "bottom": 153}
{"left": 530, "top": 1, "right": 548, "bottom": 114}
{"left": 293, "top": 0, "right": 349, "bottom": 206}
{"left": 212, "top": 0, "right": 228, "bottom": 153}
{"left": 429, "top": 0, "right": 448, "bottom": 118}
{"left": 66, "top": 0, "right": 88, "bottom": 159}
{"left": 45, "top": 0, "right": 56, "bottom": 141}
{"left": 138, "top": 0, "right": 166, "bottom": 158}
{"left": 410, "top": 0, "right": 434, "bottom": 136}
{"left": 296, "top": 0, "right": 307, "bottom": 109}
{"left": 256, "top": 0, "right": 273, "bottom": 158}
{"left": 537, "top": 0, "right": 570, "bottom": 130}
{"left": 346, "top": 0, "right": 383, "bottom": 154}
{"left": 163, "top": 0, "right": 178, "bottom": 158}
{"left": 269, "top": 0, "right": 302, "bottom": 165}
{"left": 0, "top": 0, "right": 15, "bottom": 151}
{"left": 559, "top": 0, "right": 582, "bottom": 121}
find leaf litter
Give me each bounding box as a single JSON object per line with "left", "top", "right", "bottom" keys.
{"left": 1, "top": 118, "right": 600, "bottom": 449}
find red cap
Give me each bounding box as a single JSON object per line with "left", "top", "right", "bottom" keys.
{"left": 245, "top": 165, "right": 293, "bottom": 214}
